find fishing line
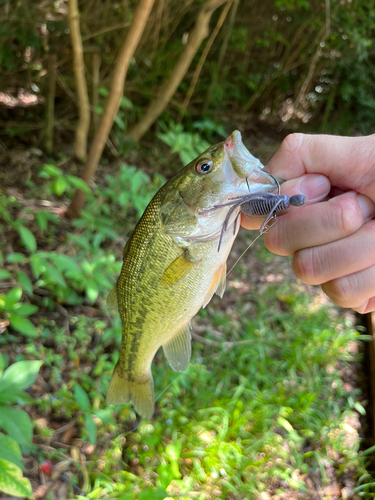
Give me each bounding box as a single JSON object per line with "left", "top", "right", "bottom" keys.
{"left": 226, "top": 218, "right": 277, "bottom": 277}
{"left": 123, "top": 372, "right": 183, "bottom": 436}
{"left": 226, "top": 231, "right": 262, "bottom": 277}
{"left": 155, "top": 372, "right": 183, "bottom": 403}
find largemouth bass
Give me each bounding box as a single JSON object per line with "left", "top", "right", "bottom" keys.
{"left": 107, "top": 131, "right": 278, "bottom": 418}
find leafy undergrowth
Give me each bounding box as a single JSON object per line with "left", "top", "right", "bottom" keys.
{"left": 0, "top": 156, "right": 374, "bottom": 499}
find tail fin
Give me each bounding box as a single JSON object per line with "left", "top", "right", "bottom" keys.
{"left": 106, "top": 362, "right": 154, "bottom": 419}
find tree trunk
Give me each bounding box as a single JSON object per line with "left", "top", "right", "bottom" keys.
{"left": 44, "top": 53, "right": 57, "bottom": 154}
{"left": 91, "top": 49, "right": 101, "bottom": 133}
{"left": 68, "top": 0, "right": 90, "bottom": 161}
{"left": 66, "top": 0, "right": 155, "bottom": 218}
{"left": 128, "top": 0, "right": 228, "bottom": 142}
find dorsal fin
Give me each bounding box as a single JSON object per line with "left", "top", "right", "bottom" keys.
{"left": 107, "top": 286, "right": 118, "bottom": 311}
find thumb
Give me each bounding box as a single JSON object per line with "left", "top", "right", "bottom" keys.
{"left": 267, "top": 133, "right": 375, "bottom": 201}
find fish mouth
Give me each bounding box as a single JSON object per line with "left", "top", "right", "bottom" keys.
{"left": 224, "top": 130, "right": 278, "bottom": 193}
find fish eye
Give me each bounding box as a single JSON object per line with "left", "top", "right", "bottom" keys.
{"left": 196, "top": 159, "right": 213, "bottom": 175}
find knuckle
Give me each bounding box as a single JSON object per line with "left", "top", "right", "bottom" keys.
{"left": 331, "top": 196, "right": 362, "bottom": 235}
{"left": 263, "top": 226, "right": 291, "bottom": 256}
{"left": 353, "top": 301, "right": 369, "bottom": 314}
{"left": 281, "top": 133, "right": 314, "bottom": 168}
{"left": 281, "top": 133, "right": 305, "bottom": 154}
{"left": 293, "top": 248, "right": 324, "bottom": 284}
{"left": 322, "top": 275, "right": 357, "bottom": 307}
{"left": 362, "top": 219, "right": 375, "bottom": 239}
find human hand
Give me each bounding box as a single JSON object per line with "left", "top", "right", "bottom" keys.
{"left": 241, "top": 133, "right": 375, "bottom": 313}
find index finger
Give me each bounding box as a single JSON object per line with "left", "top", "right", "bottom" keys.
{"left": 267, "top": 133, "right": 375, "bottom": 202}
{"left": 241, "top": 173, "right": 330, "bottom": 230}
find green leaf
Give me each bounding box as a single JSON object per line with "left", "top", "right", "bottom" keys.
{"left": 114, "top": 114, "right": 126, "bottom": 131}
{"left": 16, "top": 272, "right": 33, "bottom": 296}
{"left": 0, "top": 405, "right": 32, "bottom": 446}
{"left": 0, "top": 389, "right": 34, "bottom": 405}
{"left": 165, "top": 440, "right": 182, "bottom": 460}
{"left": 66, "top": 175, "right": 91, "bottom": 193}
{"left": 86, "top": 279, "right": 99, "bottom": 303}
{"left": 0, "top": 458, "right": 32, "bottom": 497}
{"left": 120, "top": 96, "right": 133, "bottom": 109}
{"left": 48, "top": 253, "right": 81, "bottom": 275}
{"left": 0, "top": 434, "right": 23, "bottom": 468}
{"left": 98, "top": 87, "right": 109, "bottom": 97}
{"left": 39, "top": 164, "right": 61, "bottom": 178}
{"left": 139, "top": 487, "right": 167, "bottom": 500}
{"left": 29, "top": 254, "right": 44, "bottom": 279}
{"left": 51, "top": 176, "right": 67, "bottom": 196}
{"left": 43, "top": 262, "right": 66, "bottom": 288}
{"left": 92, "top": 408, "right": 113, "bottom": 424}
{"left": 8, "top": 315, "right": 38, "bottom": 337}
{"left": 74, "top": 384, "right": 90, "bottom": 411}
{"left": 85, "top": 414, "right": 97, "bottom": 445}
{"left": 13, "top": 303, "right": 38, "bottom": 316}
{"left": 0, "top": 355, "right": 4, "bottom": 378}
{"left": 0, "top": 270, "right": 11, "bottom": 280}
{"left": 17, "top": 226, "right": 37, "bottom": 253}
{"left": 354, "top": 401, "right": 366, "bottom": 416}
{"left": 35, "top": 212, "right": 48, "bottom": 232}
{"left": 4, "top": 287, "right": 22, "bottom": 309}
{"left": 6, "top": 253, "right": 27, "bottom": 263}
{"left": 0, "top": 360, "right": 42, "bottom": 392}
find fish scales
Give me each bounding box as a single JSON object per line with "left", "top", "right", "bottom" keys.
{"left": 106, "top": 130, "right": 281, "bottom": 418}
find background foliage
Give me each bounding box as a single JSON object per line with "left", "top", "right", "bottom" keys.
{"left": 1, "top": 0, "right": 375, "bottom": 498}
{"left": 1, "top": 0, "right": 375, "bottom": 149}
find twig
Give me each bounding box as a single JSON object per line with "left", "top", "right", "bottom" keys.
{"left": 53, "top": 302, "right": 70, "bottom": 335}
{"left": 82, "top": 22, "right": 131, "bottom": 42}
{"left": 52, "top": 419, "right": 77, "bottom": 439}
{"left": 192, "top": 332, "right": 256, "bottom": 349}
{"left": 278, "top": 0, "right": 330, "bottom": 130}
{"left": 178, "top": 0, "right": 233, "bottom": 122}
{"left": 37, "top": 444, "right": 72, "bottom": 461}
{"left": 56, "top": 70, "right": 79, "bottom": 105}
{"left": 79, "top": 449, "right": 89, "bottom": 493}
{"left": 106, "top": 137, "right": 122, "bottom": 159}
{"left": 50, "top": 440, "right": 74, "bottom": 450}
{"left": 0, "top": 282, "right": 17, "bottom": 288}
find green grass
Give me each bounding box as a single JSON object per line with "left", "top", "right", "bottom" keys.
{"left": 0, "top": 162, "right": 372, "bottom": 499}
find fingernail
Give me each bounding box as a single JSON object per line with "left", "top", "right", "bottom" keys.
{"left": 357, "top": 194, "right": 375, "bottom": 221}
{"left": 300, "top": 175, "right": 330, "bottom": 202}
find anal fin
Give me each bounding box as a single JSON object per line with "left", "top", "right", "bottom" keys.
{"left": 163, "top": 324, "right": 192, "bottom": 372}
{"left": 215, "top": 262, "right": 227, "bottom": 298}
{"left": 202, "top": 264, "right": 227, "bottom": 308}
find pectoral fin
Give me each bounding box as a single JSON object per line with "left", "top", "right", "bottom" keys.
{"left": 163, "top": 324, "right": 192, "bottom": 372}
{"left": 160, "top": 249, "right": 200, "bottom": 286}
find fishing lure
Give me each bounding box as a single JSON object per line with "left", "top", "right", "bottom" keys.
{"left": 202, "top": 192, "right": 306, "bottom": 251}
